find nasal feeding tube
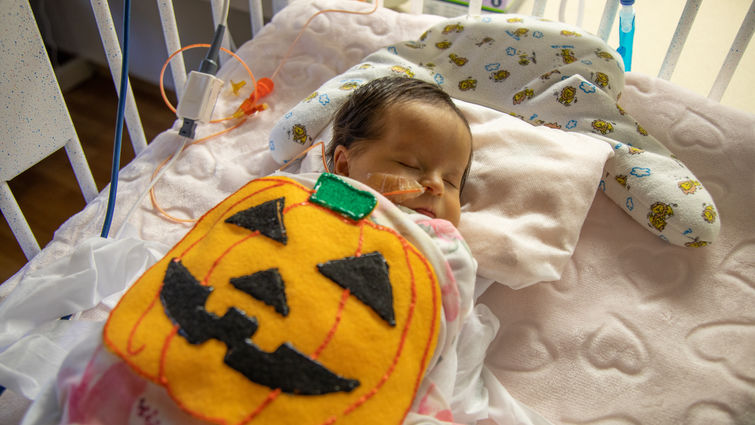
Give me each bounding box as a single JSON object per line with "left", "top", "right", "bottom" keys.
{"left": 617, "top": 0, "right": 635, "bottom": 72}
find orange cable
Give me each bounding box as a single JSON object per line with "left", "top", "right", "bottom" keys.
{"left": 270, "top": 0, "right": 379, "bottom": 81}
{"left": 277, "top": 140, "right": 329, "bottom": 173}
{"left": 149, "top": 116, "right": 249, "bottom": 223}
{"left": 151, "top": 1, "right": 381, "bottom": 223}
{"left": 159, "top": 44, "right": 257, "bottom": 122}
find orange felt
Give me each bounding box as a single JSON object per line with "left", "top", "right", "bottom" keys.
{"left": 104, "top": 176, "right": 441, "bottom": 425}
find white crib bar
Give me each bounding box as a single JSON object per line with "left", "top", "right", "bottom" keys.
{"left": 466, "top": 0, "right": 481, "bottom": 16}
{"left": 532, "top": 0, "right": 547, "bottom": 17}
{"left": 596, "top": 0, "right": 618, "bottom": 41}
{"left": 211, "top": 0, "right": 234, "bottom": 59}
{"left": 250, "top": 0, "right": 265, "bottom": 36}
{"left": 708, "top": 0, "right": 755, "bottom": 102}
{"left": 409, "top": 0, "right": 423, "bottom": 15}
{"left": 90, "top": 0, "right": 148, "bottom": 155}
{"left": 658, "top": 0, "right": 702, "bottom": 81}
{"left": 555, "top": 0, "right": 585, "bottom": 28}
{"left": 507, "top": 0, "right": 526, "bottom": 13}
{"left": 156, "top": 1, "right": 187, "bottom": 100}
{"left": 64, "top": 137, "right": 99, "bottom": 203}
{"left": 0, "top": 183, "right": 40, "bottom": 260}
{"left": 272, "top": 0, "right": 289, "bottom": 16}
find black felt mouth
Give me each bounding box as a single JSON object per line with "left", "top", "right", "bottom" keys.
{"left": 160, "top": 259, "right": 360, "bottom": 395}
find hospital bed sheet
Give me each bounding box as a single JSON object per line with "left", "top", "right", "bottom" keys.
{"left": 480, "top": 72, "right": 755, "bottom": 424}
{"left": 1, "top": 1, "right": 754, "bottom": 424}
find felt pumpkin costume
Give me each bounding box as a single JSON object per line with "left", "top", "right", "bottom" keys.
{"left": 104, "top": 174, "right": 442, "bottom": 425}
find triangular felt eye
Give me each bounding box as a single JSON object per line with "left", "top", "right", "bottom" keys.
{"left": 225, "top": 197, "right": 287, "bottom": 244}
{"left": 317, "top": 252, "right": 395, "bottom": 326}
{"left": 231, "top": 268, "right": 289, "bottom": 316}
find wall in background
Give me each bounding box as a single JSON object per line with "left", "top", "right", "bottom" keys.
{"left": 30, "top": 0, "right": 268, "bottom": 91}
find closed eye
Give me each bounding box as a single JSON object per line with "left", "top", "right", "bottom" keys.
{"left": 444, "top": 179, "right": 459, "bottom": 190}
{"left": 397, "top": 161, "right": 419, "bottom": 170}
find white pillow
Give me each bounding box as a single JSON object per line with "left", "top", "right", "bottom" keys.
{"left": 456, "top": 101, "right": 613, "bottom": 288}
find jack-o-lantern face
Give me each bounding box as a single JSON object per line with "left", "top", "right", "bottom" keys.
{"left": 104, "top": 175, "right": 441, "bottom": 425}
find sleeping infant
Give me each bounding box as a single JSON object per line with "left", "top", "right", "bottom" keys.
{"left": 327, "top": 76, "right": 472, "bottom": 227}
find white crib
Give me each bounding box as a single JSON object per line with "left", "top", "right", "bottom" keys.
{"left": 1, "top": 1, "right": 754, "bottom": 424}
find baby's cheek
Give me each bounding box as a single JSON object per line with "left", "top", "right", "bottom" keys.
{"left": 442, "top": 197, "right": 461, "bottom": 226}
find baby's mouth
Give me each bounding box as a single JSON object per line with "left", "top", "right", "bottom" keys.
{"left": 412, "top": 208, "right": 436, "bottom": 219}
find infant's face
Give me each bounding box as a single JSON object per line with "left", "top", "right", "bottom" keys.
{"left": 334, "top": 101, "right": 471, "bottom": 226}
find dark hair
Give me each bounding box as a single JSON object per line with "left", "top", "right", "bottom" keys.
{"left": 327, "top": 76, "right": 472, "bottom": 194}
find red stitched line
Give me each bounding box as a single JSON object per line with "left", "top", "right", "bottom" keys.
{"left": 355, "top": 222, "right": 365, "bottom": 258}
{"left": 311, "top": 288, "right": 350, "bottom": 360}
{"left": 178, "top": 233, "right": 207, "bottom": 259}
{"left": 178, "top": 177, "right": 314, "bottom": 259}
{"left": 126, "top": 288, "right": 162, "bottom": 356}
{"left": 125, "top": 257, "right": 183, "bottom": 355}
{"left": 159, "top": 325, "right": 179, "bottom": 385}
{"left": 340, "top": 235, "right": 418, "bottom": 417}
{"left": 203, "top": 232, "right": 258, "bottom": 284}
{"left": 284, "top": 197, "right": 365, "bottom": 228}
{"left": 159, "top": 325, "right": 230, "bottom": 425}
{"left": 282, "top": 200, "right": 310, "bottom": 214}
{"left": 178, "top": 181, "right": 285, "bottom": 258}
{"left": 237, "top": 388, "right": 282, "bottom": 425}
{"left": 320, "top": 416, "right": 338, "bottom": 425}
{"left": 400, "top": 244, "right": 439, "bottom": 424}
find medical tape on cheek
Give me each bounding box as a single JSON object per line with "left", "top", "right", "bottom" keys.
{"left": 366, "top": 173, "right": 426, "bottom": 203}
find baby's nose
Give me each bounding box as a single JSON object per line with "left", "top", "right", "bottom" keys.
{"left": 421, "top": 174, "right": 444, "bottom": 196}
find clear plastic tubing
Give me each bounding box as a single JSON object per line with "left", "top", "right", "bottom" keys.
{"left": 618, "top": 0, "right": 635, "bottom": 72}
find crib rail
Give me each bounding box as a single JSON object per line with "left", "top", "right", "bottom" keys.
{"left": 85, "top": 0, "right": 752, "bottom": 149}
{"left": 707, "top": 0, "right": 755, "bottom": 101}
{"left": 1, "top": 0, "right": 268, "bottom": 262}
{"left": 1, "top": 0, "right": 98, "bottom": 260}
{"left": 90, "top": 0, "right": 266, "bottom": 149}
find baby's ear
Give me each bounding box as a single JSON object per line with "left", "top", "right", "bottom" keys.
{"left": 333, "top": 145, "right": 350, "bottom": 177}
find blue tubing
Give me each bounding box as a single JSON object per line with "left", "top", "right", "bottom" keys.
{"left": 100, "top": 0, "right": 132, "bottom": 238}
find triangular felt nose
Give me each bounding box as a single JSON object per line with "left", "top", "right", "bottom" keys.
{"left": 231, "top": 268, "right": 289, "bottom": 316}
{"left": 225, "top": 197, "right": 287, "bottom": 244}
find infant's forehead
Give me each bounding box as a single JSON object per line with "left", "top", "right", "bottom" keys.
{"left": 383, "top": 100, "right": 470, "bottom": 129}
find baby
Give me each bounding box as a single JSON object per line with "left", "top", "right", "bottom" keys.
{"left": 326, "top": 76, "right": 473, "bottom": 227}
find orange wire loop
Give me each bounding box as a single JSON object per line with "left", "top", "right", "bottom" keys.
{"left": 149, "top": 116, "right": 249, "bottom": 223}
{"left": 270, "top": 0, "right": 379, "bottom": 81}
{"left": 151, "top": 0, "right": 381, "bottom": 224}
{"left": 277, "top": 141, "right": 330, "bottom": 173}
{"left": 159, "top": 44, "right": 258, "bottom": 122}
